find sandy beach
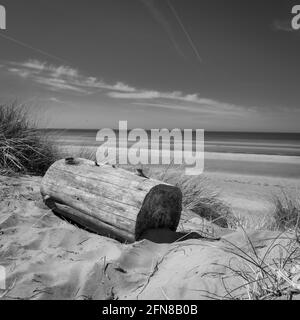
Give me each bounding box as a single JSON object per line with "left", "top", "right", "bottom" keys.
{"left": 2, "top": 121, "right": 300, "bottom": 302}
{"left": 1, "top": 175, "right": 299, "bottom": 300}
{"left": 57, "top": 142, "right": 300, "bottom": 223}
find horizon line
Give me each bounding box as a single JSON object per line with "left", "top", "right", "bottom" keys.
{"left": 39, "top": 128, "right": 300, "bottom": 134}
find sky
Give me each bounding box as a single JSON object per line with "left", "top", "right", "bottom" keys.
{"left": 0, "top": 0, "right": 299, "bottom": 131}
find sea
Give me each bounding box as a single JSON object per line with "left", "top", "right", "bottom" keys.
{"left": 43, "top": 129, "right": 300, "bottom": 157}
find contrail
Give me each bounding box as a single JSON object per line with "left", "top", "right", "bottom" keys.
{"left": 140, "top": 0, "right": 186, "bottom": 59}
{"left": 166, "top": 0, "right": 202, "bottom": 63}
{"left": 0, "top": 32, "right": 68, "bottom": 64}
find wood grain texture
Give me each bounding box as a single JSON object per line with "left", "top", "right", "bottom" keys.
{"left": 41, "top": 158, "right": 182, "bottom": 242}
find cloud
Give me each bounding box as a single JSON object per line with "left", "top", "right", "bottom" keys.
{"left": 22, "top": 60, "right": 47, "bottom": 71}
{"left": 7, "top": 59, "right": 136, "bottom": 94}
{"left": 19, "top": 60, "right": 78, "bottom": 78}
{"left": 272, "top": 20, "right": 294, "bottom": 32}
{"left": 132, "top": 102, "right": 217, "bottom": 114}
{"left": 44, "top": 97, "right": 75, "bottom": 108}
{"left": 8, "top": 68, "right": 31, "bottom": 78}
{"left": 35, "top": 77, "right": 87, "bottom": 93}
{"left": 108, "top": 90, "right": 244, "bottom": 113}
{"left": 109, "top": 90, "right": 161, "bottom": 99}
{"left": 48, "top": 97, "right": 68, "bottom": 104}
{"left": 6, "top": 59, "right": 252, "bottom": 117}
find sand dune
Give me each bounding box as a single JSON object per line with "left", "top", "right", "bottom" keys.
{"left": 1, "top": 175, "right": 299, "bottom": 300}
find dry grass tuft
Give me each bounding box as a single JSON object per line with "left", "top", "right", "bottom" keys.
{"left": 147, "top": 166, "right": 235, "bottom": 228}
{"left": 0, "top": 103, "right": 58, "bottom": 176}
{"left": 203, "top": 229, "right": 300, "bottom": 300}
{"left": 271, "top": 192, "right": 300, "bottom": 231}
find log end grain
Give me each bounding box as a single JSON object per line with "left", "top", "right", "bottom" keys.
{"left": 135, "top": 184, "right": 182, "bottom": 241}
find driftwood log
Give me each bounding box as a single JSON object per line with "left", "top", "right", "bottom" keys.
{"left": 41, "top": 158, "right": 230, "bottom": 243}
{"left": 41, "top": 158, "right": 184, "bottom": 243}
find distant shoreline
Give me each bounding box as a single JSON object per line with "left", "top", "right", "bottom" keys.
{"left": 41, "top": 128, "right": 300, "bottom": 179}
{"left": 58, "top": 144, "right": 300, "bottom": 179}
{"left": 40, "top": 129, "right": 300, "bottom": 135}
{"left": 44, "top": 129, "right": 300, "bottom": 157}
